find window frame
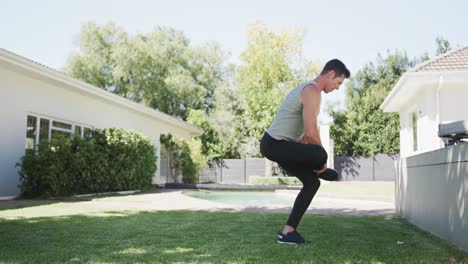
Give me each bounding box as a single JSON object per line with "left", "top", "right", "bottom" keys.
{"left": 25, "top": 113, "right": 93, "bottom": 151}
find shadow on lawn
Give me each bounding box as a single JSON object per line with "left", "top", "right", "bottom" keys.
{"left": 0, "top": 210, "right": 466, "bottom": 263}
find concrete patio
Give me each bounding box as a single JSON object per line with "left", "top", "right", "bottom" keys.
{"left": 0, "top": 188, "right": 394, "bottom": 220}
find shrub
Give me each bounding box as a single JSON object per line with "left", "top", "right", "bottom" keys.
{"left": 160, "top": 134, "right": 204, "bottom": 184}
{"left": 17, "top": 135, "right": 76, "bottom": 197}
{"left": 17, "top": 128, "right": 157, "bottom": 197}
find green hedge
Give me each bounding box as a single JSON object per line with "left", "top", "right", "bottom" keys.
{"left": 249, "top": 176, "right": 301, "bottom": 185}
{"left": 17, "top": 128, "right": 157, "bottom": 197}
{"left": 160, "top": 134, "right": 203, "bottom": 184}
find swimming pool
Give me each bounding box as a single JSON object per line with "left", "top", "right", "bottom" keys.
{"left": 183, "top": 190, "right": 295, "bottom": 206}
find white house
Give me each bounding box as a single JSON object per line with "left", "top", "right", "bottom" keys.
{"left": 381, "top": 45, "right": 468, "bottom": 252}
{"left": 0, "top": 49, "right": 202, "bottom": 199}
{"left": 381, "top": 45, "right": 468, "bottom": 157}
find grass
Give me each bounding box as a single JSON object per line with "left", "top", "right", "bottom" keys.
{"left": 0, "top": 209, "right": 467, "bottom": 263}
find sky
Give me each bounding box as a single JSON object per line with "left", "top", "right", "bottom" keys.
{"left": 2, "top": 0, "right": 468, "bottom": 122}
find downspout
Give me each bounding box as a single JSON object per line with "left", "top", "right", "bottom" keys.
{"left": 436, "top": 75, "right": 444, "bottom": 148}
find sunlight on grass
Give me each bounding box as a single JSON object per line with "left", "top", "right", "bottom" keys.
{"left": 89, "top": 212, "right": 137, "bottom": 217}
{"left": 118, "top": 247, "right": 147, "bottom": 254}
{"left": 25, "top": 219, "right": 42, "bottom": 223}
{"left": 0, "top": 211, "right": 466, "bottom": 263}
{"left": 344, "top": 260, "right": 388, "bottom": 264}
{"left": 163, "top": 247, "right": 194, "bottom": 254}
{"left": 0, "top": 202, "right": 141, "bottom": 219}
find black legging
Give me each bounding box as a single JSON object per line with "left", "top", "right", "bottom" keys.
{"left": 260, "top": 132, "right": 340, "bottom": 228}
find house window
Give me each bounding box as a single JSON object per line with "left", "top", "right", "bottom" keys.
{"left": 84, "top": 127, "right": 93, "bottom": 138}
{"left": 25, "top": 115, "right": 37, "bottom": 151}
{"left": 51, "top": 129, "right": 72, "bottom": 139}
{"left": 75, "top": 125, "right": 82, "bottom": 137}
{"left": 51, "top": 120, "right": 73, "bottom": 139}
{"left": 25, "top": 114, "right": 93, "bottom": 151}
{"left": 412, "top": 112, "right": 418, "bottom": 151}
{"left": 39, "top": 118, "right": 50, "bottom": 143}
{"left": 52, "top": 120, "right": 72, "bottom": 130}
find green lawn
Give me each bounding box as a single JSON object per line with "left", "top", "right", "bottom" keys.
{"left": 0, "top": 209, "right": 466, "bottom": 263}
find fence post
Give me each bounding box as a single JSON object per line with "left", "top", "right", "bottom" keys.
{"left": 220, "top": 161, "right": 223, "bottom": 183}
{"left": 372, "top": 156, "right": 375, "bottom": 181}
{"left": 214, "top": 164, "right": 217, "bottom": 183}
{"left": 265, "top": 158, "right": 272, "bottom": 177}
{"left": 244, "top": 159, "right": 247, "bottom": 183}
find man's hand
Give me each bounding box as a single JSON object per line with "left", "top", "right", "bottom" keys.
{"left": 298, "top": 133, "right": 321, "bottom": 145}
{"left": 298, "top": 134, "right": 307, "bottom": 144}
{"left": 313, "top": 164, "right": 327, "bottom": 175}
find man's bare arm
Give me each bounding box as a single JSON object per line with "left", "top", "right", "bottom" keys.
{"left": 299, "top": 84, "right": 322, "bottom": 145}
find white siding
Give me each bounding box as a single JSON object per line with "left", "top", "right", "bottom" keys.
{"left": 399, "top": 87, "right": 442, "bottom": 157}
{"left": 440, "top": 84, "right": 468, "bottom": 123}
{"left": 399, "top": 113, "right": 412, "bottom": 157}
{"left": 418, "top": 88, "right": 441, "bottom": 154}
{"left": 0, "top": 66, "right": 183, "bottom": 196}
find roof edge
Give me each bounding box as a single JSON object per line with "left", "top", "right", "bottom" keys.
{"left": 380, "top": 73, "right": 408, "bottom": 112}
{"left": 409, "top": 44, "right": 468, "bottom": 73}
{"left": 0, "top": 48, "right": 203, "bottom": 136}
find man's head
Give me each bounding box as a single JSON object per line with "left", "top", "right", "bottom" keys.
{"left": 320, "top": 59, "right": 350, "bottom": 93}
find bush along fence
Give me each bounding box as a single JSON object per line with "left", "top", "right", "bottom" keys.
{"left": 161, "top": 155, "right": 398, "bottom": 184}
{"left": 160, "top": 158, "right": 266, "bottom": 184}
{"left": 16, "top": 128, "right": 157, "bottom": 198}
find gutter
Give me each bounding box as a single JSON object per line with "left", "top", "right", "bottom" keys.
{"left": 380, "top": 71, "right": 468, "bottom": 113}
{"left": 380, "top": 73, "right": 408, "bottom": 111}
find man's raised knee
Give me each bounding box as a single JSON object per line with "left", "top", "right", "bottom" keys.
{"left": 318, "top": 146, "right": 328, "bottom": 165}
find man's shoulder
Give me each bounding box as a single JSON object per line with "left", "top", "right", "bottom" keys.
{"left": 301, "top": 82, "right": 320, "bottom": 95}
{"left": 300, "top": 79, "right": 316, "bottom": 85}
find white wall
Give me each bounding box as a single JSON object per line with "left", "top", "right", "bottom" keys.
{"left": 0, "top": 66, "right": 180, "bottom": 197}
{"left": 399, "top": 82, "right": 468, "bottom": 158}
{"left": 440, "top": 84, "right": 468, "bottom": 123}
{"left": 399, "top": 113, "right": 412, "bottom": 158}
{"left": 396, "top": 143, "right": 468, "bottom": 252}
{"left": 399, "top": 86, "right": 441, "bottom": 157}
{"left": 418, "top": 87, "right": 441, "bottom": 153}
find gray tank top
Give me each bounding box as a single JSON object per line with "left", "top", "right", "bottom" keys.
{"left": 266, "top": 80, "right": 317, "bottom": 141}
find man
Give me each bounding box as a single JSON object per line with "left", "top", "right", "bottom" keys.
{"left": 260, "top": 59, "right": 350, "bottom": 245}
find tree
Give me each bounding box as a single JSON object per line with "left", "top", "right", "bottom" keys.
{"left": 160, "top": 133, "right": 204, "bottom": 184}
{"left": 329, "top": 51, "right": 415, "bottom": 156}
{"left": 209, "top": 85, "right": 244, "bottom": 159}
{"left": 436, "top": 36, "right": 451, "bottom": 56}
{"left": 65, "top": 22, "right": 227, "bottom": 120}
{"left": 329, "top": 37, "right": 451, "bottom": 156}
{"left": 234, "top": 21, "right": 320, "bottom": 157}
{"left": 187, "top": 108, "right": 237, "bottom": 161}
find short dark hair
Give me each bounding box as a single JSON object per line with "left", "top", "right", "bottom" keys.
{"left": 320, "top": 59, "right": 350, "bottom": 78}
